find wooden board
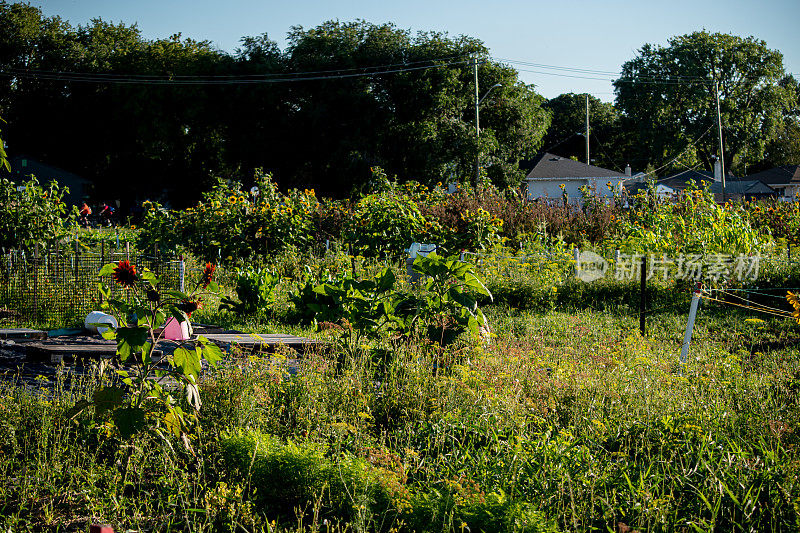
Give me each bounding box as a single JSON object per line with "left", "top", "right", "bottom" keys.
{"left": 23, "top": 341, "right": 162, "bottom": 364}
{"left": 201, "top": 333, "right": 320, "bottom": 353}
{"left": 0, "top": 328, "right": 47, "bottom": 340}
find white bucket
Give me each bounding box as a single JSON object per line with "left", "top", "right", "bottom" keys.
{"left": 84, "top": 311, "right": 118, "bottom": 335}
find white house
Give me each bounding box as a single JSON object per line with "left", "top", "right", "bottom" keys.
{"left": 745, "top": 165, "right": 800, "bottom": 202}
{"left": 524, "top": 153, "right": 629, "bottom": 204}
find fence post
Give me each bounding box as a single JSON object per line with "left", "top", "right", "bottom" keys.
{"left": 179, "top": 254, "right": 185, "bottom": 293}
{"left": 101, "top": 240, "right": 105, "bottom": 265}
{"left": 639, "top": 254, "right": 647, "bottom": 336}
{"left": 33, "top": 242, "right": 39, "bottom": 324}
{"left": 126, "top": 241, "right": 130, "bottom": 261}
{"left": 115, "top": 228, "right": 120, "bottom": 250}
{"left": 680, "top": 283, "right": 703, "bottom": 369}
{"left": 74, "top": 237, "right": 79, "bottom": 279}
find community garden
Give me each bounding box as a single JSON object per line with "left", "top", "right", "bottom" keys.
{"left": 1, "top": 171, "right": 800, "bottom": 532}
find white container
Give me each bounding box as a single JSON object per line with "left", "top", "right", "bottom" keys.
{"left": 84, "top": 311, "right": 119, "bottom": 335}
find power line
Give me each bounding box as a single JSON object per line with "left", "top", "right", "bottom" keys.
{"left": 1, "top": 57, "right": 474, "bottom": 85}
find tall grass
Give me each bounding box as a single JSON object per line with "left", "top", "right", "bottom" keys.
{"left": 1, "top": 251, "right": 799, "bottom": 531}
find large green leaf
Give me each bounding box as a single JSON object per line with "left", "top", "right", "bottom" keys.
{"left": 116, "top": 326, "right": 148, "bottom": 362}
{"left": 112, "top": 407, "right": 146, "bottom": 439}
{"left": 173, "top": 346, "right": 202, "bottom": 380}
{"left": 93, "top": 386, "right": 125, "bottom": 415}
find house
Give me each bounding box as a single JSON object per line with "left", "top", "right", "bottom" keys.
{"left": 660, "top": 161, "right": 776, "bottom": 202}
{"left": 523, "top": 153, "right": 628, "bottom": 204}
{"left": 745, "top": 165, "right": 800, "bottom": 202}
{"left": 623, "top": 179, "right": 676, "bottom": 200}
{"left": 6, "top": 156, "right": 91, "bottom": 205}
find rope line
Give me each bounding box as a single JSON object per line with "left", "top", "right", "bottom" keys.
{"left": 699, "top": 293, "right": 795, "bottom": 319}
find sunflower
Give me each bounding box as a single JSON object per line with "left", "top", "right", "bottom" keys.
{"left": 787, "top": 291, "right": 800, "bottom": 324}
{"left": 177, "top": 299, "right": 200, "bottom": 315}
{"left": 228, "top": 195, "right": 237, "bottom": 205}
{"left": 113, "top": 260, "right": 138, "bottom": 287}
{"left": 201, "top": 263, "right": 216, "bottom": 289}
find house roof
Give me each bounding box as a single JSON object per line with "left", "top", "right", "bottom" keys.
{"left": 524, "top": 152, "right": 626, "bottom": 180}
{"left": 709, "top": 180, "right": 775, "bottom": 195}
{"left": 659, "top": 169, "right": 719, "bottom": 190}
{"left": 745, "top": 165, "right": 800, "bottom": 185}
{"left": 623, "top": 179, "right": 675, "bottom": 196}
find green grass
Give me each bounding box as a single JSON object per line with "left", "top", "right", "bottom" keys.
{"left": 1, "top": 252, "right": 799, "bottom": 531}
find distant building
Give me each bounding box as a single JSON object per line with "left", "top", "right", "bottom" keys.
{"left": 661, "top": 161, "right": 775, "bottom": 202}
{"left": 6, "top": 156, "right": 91, "bottom": 205}
{"left": 523, "top": 153, "right": 628, "bottom": 204}
{"left": 745, "top": 165, "right": 800, "bottom": 202}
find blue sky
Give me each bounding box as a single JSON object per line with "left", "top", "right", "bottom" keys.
{"left": 33, "top": 0, "right": 800, "bottom": 102}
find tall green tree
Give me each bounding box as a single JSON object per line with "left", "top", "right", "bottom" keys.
{"left": 283, "top": 20, "right": 549, "bottom": 192}
{"left": 540, "top": 93, "right": 624, "bottom": 170}
{"left": 614, "top": 31, "right": 791, "bottom": 175}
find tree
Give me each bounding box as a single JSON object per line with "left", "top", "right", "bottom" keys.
{"left": 282, "top": 20, "right": 549, "bottom": 192}
{"left": 614, "top": 31, "right": 792, "bottom": 175}
{"left": 760, "top": 75, "right": 800, "bottom": 170}
{"left": 541, "top": 93, "right": 624, "bottom": 170}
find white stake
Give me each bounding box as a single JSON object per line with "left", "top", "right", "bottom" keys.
{"left": 680, "top": 283, "right": 703, "bottom": 368}
{"left": 179, "top": 255, "right": 185, "bottom": 293}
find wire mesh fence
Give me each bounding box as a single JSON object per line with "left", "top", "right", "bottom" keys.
{"left": 0, "top": 246, "right": 182, "bottom": 327}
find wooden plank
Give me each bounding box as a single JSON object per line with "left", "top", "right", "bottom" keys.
{"left": 0, "top": 328, "right": 47, "bottom": 340}
{"left": 201, "top": 332, "right": 320, "bottom": 353}
{"left": 24, "top": 341, "right": 162, "bottom": 364}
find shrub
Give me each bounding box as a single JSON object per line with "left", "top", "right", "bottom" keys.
{"left": 0, "top": 176, "right": 75, "bottom": 251}
{"left": 220, "top": 430, "right": 406, "bottom": 526}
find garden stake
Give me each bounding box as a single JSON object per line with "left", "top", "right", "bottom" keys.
{"left": 33, "top": 242, "right": 38, "bottom": 324}
{"left": 179, "top": 254, "right": 185, "bottom": 293}
{"left": 680, "top": 283, "right": 703, "bottom": 371}
{"left": 639, "top": 254, "right": 646, "bottom": 336}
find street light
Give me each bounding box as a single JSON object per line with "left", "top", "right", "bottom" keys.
{"left": 475, "top": 83, "right": 502, "bottom": 184}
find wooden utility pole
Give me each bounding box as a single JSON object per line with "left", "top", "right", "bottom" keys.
{"left": 474, "top": 53, "right": 481, "bottom": 185}
{"left": 715, "top": 80, "right": 726, "bottom": 199}
{"left": 585, "top": 94, "right": 590, "bottom": 165}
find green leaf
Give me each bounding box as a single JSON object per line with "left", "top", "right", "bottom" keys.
{"left": 173, "top": 347, "right": 202, "bottom": 380}
{"left": 92, "top": 386, "right": 124, "bottom": 415}
{"left": 112, "top": 407, "right": 146, "bottom": 439}
{"left": 115, "top": 326, "right": 148, "bottom": 362}
{"left": 164, "top": 289, "right": 190, "bottom": 301}
{"left": 140, "top": 271, "right": 159, "bottom": 286}
{"left": 197, "top": 336, "right": 223, "bottom": 366}
{"left": 163, "top": 405, "right": 186, "bottom": 437}
{"left": 99, "top": 263, "right": 117, "bottom": 276}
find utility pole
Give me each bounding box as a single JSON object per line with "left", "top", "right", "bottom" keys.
{"left": 715, "top": 80, "right": 726, "bottom": 199}
{"left": 474, "top": 53, "right": 481, "bottom": 185}
{"left": 585, "top": 94, "right": 590, "bottom": 166}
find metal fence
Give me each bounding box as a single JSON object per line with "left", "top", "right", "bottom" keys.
{"left": 0, "top": 246, "right": 182, "bottom": 327}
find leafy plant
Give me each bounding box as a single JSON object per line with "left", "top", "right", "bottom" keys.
{"left": 69, "top": 260, "right": 223, "bottom": 457}
{"left": 221, "top": 266, "right": 280, "bottom": 316}
{"left": 411, "top": 252, "right": 493, "bottom": 345}
{"left": 0, "top": 176, "right": 75, "bottom": 251}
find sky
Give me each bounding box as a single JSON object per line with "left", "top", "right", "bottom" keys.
{"left": 31, "top": 0, "right": 800, "bottom": 102}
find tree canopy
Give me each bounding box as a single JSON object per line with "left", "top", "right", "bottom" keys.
{"left": 613, "top": 31, "right": 792, "bottom": 175}
{"left": 0, "top": 5, "right": 549, "bottom": 204}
